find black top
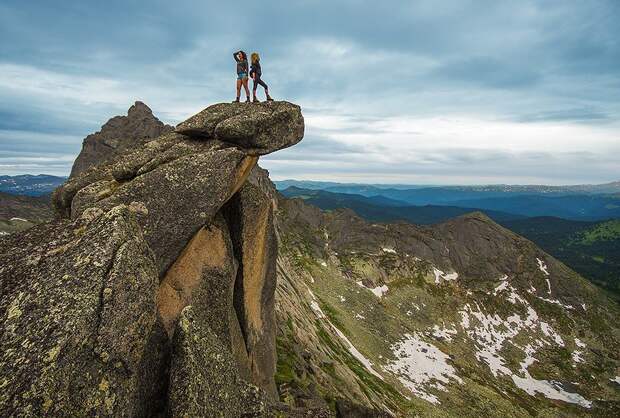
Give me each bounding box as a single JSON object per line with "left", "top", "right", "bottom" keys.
{"left": 250, "top": 61, "right": 262, "bottom": 77}
{"left": 233, "top": 51, "right": 248, "bottom": 74}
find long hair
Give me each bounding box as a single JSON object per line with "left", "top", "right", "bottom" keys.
{"left": 239, "top": 50, "right": 248, "bottom": 61}
{"left": 251, "top": 52, "right": 260, "bottom": 64}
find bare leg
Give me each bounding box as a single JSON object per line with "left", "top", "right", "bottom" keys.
{"left": 242, "top": 78, "right": 250, "bottom": 100}
{"left": 236, "top": 79, "right": 242, "bottom": 100}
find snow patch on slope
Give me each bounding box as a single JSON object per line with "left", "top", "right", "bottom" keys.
{"left": 511, "top": 345, "right": 592, "bottom": 408}
{"left": 538, "top": 296, "right": 574, "bottom": 310}
{"left": 458, "top": 280, "right": 592, "bottom": 407}
{"left": 433, "top": 267, "right": 458, "bottom": 284}
{"left": 431, "top": 325, "right": 457, "bottom": 342}
{"left": 536, "top": 258, "right": 550, "bottom": 276}
{"left": 385, "top": 333, "right": 462, "bottom": 404}
{"left": 356, "top": 281, "right": 389, "bottom": 298}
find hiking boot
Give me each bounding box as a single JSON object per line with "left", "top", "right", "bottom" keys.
{"left": 233, "top": 98, "right": 240, "bottom": 103}
{"left": 253, "top": 96, "right": 261, "bottom": 103}
{"left": 245, "top": 97, "right": 251, "bottom": 103}
{"left": 266, "top": 95, "right": 274, "bottom": 102}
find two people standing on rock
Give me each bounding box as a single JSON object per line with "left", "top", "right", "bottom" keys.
{"left": 233, "top": 50, "right": 273, "bottom": 103}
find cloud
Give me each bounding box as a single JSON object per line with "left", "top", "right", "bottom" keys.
{"left": 432, "top": 56, "right": 542, "bottom": 89}
{"left": 0, "top": 0, "right": 619, "bottom": 184}
{"left": 515, "top": 108, "right": 612, "bottom": 124}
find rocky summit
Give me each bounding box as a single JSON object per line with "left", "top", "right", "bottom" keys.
{"left": 0, "top": 101, "right": 305, "bottom": 417}
{"left": 70, "top": 101, "right": 174, "bottom": 178}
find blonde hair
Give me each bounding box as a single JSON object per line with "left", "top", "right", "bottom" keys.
{"left": 251, "top": 52, "right": 260, "bottom": 64}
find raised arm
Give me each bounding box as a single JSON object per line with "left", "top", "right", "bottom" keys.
{"left": 233, "top": 51, "right": 240, "bottom": 62}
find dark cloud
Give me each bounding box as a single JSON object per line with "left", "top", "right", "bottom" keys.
{"left": 0, "top": 0, "right": 618, "bottom": 183}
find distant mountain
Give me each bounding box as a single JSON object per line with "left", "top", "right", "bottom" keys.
{"left": 0, "top": 192, "right": 52, "bottom": 236}
{"left": 281, "top": 186, "right": 525, "bottom": 224}
{"left": 275, "top": 181, "right": 620, "bottom": 221}
{"left": 452, "top": 194, "right": 620, "bottom": 221}
{"left": 0, "top": 174, "right": 67, "bottom": 196}
{"left": 274, "top": 179, "right": 429, "bottom": 191}
{"left": 274, "top": 180, "right": 620, "bottom": 196}
{"left": 281, "top": 187, "right": 620, "bottom": 297}
{"left": 282, "top": 186, "right": 410, "bottom": 207}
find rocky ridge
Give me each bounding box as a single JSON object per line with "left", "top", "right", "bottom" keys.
{"left": 0, "top": 101, "right": 306, "bottom": 416}
{"left": 272, "top": 193, "right": 620, "bottom": 416}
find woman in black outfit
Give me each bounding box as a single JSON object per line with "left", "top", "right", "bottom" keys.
{"left": 249, "top": 52, "right": 273, "bottom": 103}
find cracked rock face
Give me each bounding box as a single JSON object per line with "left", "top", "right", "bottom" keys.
{"left": 224, "top": 182, "right": 279, "bottom": 399}
{"left": 55, "top": 133, "right": 259, "bottom": 276}
{"left": 1, "top": 101, "right": 304, "bottom": 416}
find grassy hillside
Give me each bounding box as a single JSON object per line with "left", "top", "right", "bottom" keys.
{"left": 0, "top": 192, "right": 53, "bottom": 236}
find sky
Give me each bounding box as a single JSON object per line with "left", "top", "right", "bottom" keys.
{"left": 0, "top": 0, "right": 619, "bottom": 185}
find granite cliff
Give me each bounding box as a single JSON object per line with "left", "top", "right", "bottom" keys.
{"left": 0, "top": 101, "right": 308, "bottom": 417}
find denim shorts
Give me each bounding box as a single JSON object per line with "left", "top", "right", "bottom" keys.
{"left": 237, "top": 72, "right": 248, "bottom": 80}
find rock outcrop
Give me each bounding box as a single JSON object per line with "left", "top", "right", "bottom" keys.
{"left": 0, "top": 205, "right": 167, "bottom": 416}
{"left": 176, "top": 102, "right": 304, "bottom": 155}
{"left": 0, "top": 101, "right": 304, "bottom": 416}
{"left": 70, "top": 101, "right": 173, "bottom": 178}
{"left": 168, "top": 306, "right": 267, "bottom": 417}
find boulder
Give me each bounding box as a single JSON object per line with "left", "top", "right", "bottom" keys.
{"left": 54, "top": 101, "right": 304, "bottom": 277}
{"left": 175, "top": 101, "right": 304, "bottom": 155}
{"left": 0, "top": 205, "right": 167, "bottom": 416}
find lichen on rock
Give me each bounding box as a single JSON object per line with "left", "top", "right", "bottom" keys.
{"left": 1, "top": 100, "right": 305, "bottom": 416}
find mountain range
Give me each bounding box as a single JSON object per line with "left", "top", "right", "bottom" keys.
{"left": 0, "top": 174, "right": 66, "bottom": 196}
{"left": 281, "top": 186, "right": 620, "bottom": 299}
{"left": 276, "top": 181, "right": 620, "bottom": 222}
{"left": 275, "top": 180, "right": 620, "bottom": 197}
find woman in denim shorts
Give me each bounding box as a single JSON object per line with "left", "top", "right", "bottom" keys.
{"left": 233, "top": 50, "right": 251, "bottom": 103}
